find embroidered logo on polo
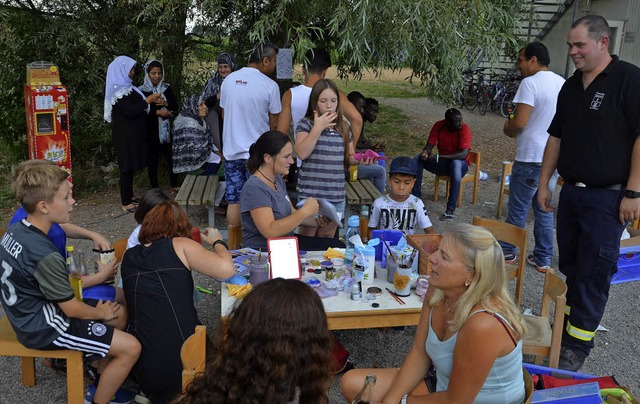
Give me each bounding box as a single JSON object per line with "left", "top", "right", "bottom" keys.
{"left": 590, "top": 92, "right": 605, "bottom": 110}
{"left": 87, "top": 321, "right": 107, "bottom": 336}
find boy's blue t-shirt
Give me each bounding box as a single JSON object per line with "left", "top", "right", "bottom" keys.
{"left": 10, "top": 206, "right": 67, "bottom": 257}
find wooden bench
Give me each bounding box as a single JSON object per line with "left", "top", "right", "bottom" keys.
{"left": 174, "top": 174, "right": 221, "bottom": 227}
{"left": 345, "top": 178, "right": 382, "bottom": 217}
{"left": 345, "top": 178, "right": 381, "bottom": 206}
{"left": 0, "top": 315, "right": 84, "bottom": 404}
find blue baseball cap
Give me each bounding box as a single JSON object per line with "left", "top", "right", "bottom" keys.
{"left": 389, "top": 156, "right": 417, "bottom": 176}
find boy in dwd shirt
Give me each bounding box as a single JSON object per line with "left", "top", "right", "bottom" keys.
{"left": 0, "top": 160, "right": 140, "bottom": 404}
{"left": 368, "top": 156, "right": 436, "bottom": 240}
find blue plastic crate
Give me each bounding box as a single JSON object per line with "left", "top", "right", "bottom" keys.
{"left": 524, "top": 363, "right": 595, "bottom": 380}
{"left": 615, "top": 245, "right": 640, "bottom": 284}
{"left": 531, "top": 382, "right": 602, "bottom": 403}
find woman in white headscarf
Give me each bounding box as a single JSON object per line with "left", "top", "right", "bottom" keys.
{"left": 139, "top": 59, "right": 179, "bottom": 191}
{"left": 104, "top": 56, "right": 162, "bottom": 213}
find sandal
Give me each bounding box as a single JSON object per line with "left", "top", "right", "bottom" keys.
{"left": 122, "top": 204, "right": 136, "bottom": 214}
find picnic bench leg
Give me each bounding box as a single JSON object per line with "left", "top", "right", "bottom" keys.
{"left": 207, "top": 205, "right": 215, "bottom": 228}
{"left": 21, "top": 356, "right": 36, "bottom": 386}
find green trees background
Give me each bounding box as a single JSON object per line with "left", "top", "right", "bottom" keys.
{"left": 0, "top": 0, "right": 527, "bottom": 188}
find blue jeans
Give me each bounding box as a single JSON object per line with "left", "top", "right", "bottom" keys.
{"left": 358, "top": 163, "right": 387, "bottom": 193}
{"left": 412, "top": 154, "right": 468, "bottom": 212}
{"left": 500, "top": 162, "right": 558, "bottom": 266}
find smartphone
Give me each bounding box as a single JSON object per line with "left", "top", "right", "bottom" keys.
{"left": 267, "top": 236, "right": 302, "bottom": 280}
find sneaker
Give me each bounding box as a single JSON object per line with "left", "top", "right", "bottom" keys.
{"left": 440, "top": 212, "right": 454, "bottom": 221}
{"left": 84, "top": 384, "right": 136, "bottom": 404}
{"left": 558, "top": 347, "right": 587, "bottom": 372}
{"left": 504, "top": 253, "right": 518, "bottom": 266}
{"left": 42, "top": 358, "right": 66, "bottom": 374}
{"left": 526, "top": 254, "right": 551, "bottom": 273}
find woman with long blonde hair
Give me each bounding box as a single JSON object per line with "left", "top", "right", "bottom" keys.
{"left": 341, "top": 223, "right": 526, "bottom": 403}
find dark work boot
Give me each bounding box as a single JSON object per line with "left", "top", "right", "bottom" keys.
{"left": 558, "top": 346, "right": 587, "bottom": 372}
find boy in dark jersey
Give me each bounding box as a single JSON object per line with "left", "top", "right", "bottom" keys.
{"left": 0, "top": 160, "right": 140, "bottom": 404}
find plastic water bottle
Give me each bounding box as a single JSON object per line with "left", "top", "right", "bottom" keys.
{"left": 66, "top": 246, "right": 82, "bottom": 300}
{"left": 359, "top": 205, "right": 370, "bottom": 243}
{"left": 505, "top": 175, "right": 511, "bottom": 186}
{"left": 344, "top": 215, "right": 361, "bottom": 267}
{"left": 479, "top": 170, "right": 489, "bottom": 181}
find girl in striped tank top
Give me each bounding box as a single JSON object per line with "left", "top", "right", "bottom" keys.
{"left": 295, "top": 79, "right": 361, "bottom": 238}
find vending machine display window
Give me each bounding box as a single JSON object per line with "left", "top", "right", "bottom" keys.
{"left": 35, "top": 112, "right": 55, "bottom": 135}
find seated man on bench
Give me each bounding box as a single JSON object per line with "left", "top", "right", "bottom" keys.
{"left": 0, "top": 160, "right": 140, "bottom": 404}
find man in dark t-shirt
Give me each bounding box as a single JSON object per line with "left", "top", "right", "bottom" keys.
{"left": 0, "top": 160, "right": 140, "bottom": 403}
{"left": 538, "top": 15, "right": 640, "bottom": 371}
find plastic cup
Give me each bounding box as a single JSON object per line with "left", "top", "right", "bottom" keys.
{"left": 394, "top": 264, "right": 412, "bottom": 297}
{"left": 191, "top": 227, "right": 202, "bottom": 244}
{"left": 249, "top": 255, "right": 270, "bottom": 286}
{"left": 386, "top": 257, "right": 398, "bottom": 284}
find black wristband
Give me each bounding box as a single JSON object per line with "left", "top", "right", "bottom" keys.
{"left": 624, "top": 190, "right": 640, "bottom": 199}
{"left": 212, "top": 240, "right": 229, "bottom": 250}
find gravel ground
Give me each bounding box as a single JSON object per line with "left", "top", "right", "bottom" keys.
{"left": 1, "top": 97, "right": 638, "bottom": 403}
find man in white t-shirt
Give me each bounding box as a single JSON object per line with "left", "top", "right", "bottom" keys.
{"left": 220, "top": 42, "right": 282, "bottom": 227}
{"left": 501, "top": 42, "right": 565, "bottom": 272}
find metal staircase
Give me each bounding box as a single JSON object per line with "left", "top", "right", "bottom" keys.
{"left": 476, "top": 0, "right": 575, "bottom": 75}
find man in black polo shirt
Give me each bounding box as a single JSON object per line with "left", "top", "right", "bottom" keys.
{"left": 538, "top": 15, "right": 640, "bottom": 371}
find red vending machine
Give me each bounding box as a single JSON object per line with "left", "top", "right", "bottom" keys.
{"left": 24, "top": 61, "right": 72, "bottom": 179}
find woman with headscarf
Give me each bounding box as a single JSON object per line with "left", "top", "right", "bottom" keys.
{"left": 172, "top": 95, "right": 222, "bottom": 175}
{"left": 201, "top": 52, "right": 236, "bottom": 151}
{"left": 104, "top": 55, "right": 161, "bottom": 213}
{"left": 139, "top": 59, "right": 179, "bottom": 191}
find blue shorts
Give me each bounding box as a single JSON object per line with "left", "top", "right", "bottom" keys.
{"left": 224, "top": 159, "right": 250, "bottom": 204}
{"left": 330, "top": 200, "right": 346, "bottom": 222}
{"left": 83, "top": 284, "right": 116, "bottom": 302}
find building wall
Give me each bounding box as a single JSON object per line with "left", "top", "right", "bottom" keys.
{"left": 542, "top": 0, "right": 640, "bottom": 77}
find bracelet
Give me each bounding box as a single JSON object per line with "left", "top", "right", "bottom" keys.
{"left": 212, "top": 240, "right": 229, "bottom": 250}
{"left": 401, "top": 395, "right": 408, "bottom": 404}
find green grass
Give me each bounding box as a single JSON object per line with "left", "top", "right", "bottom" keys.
{"left": 360, "top": 104, "right": 423, "bottom": 160}
{"left": 336, "top": 79, "right": 429, "bottom": 99}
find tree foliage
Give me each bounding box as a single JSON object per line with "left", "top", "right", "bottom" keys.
{"left": 0, "top": 0, "right": 528, "bottom": 176}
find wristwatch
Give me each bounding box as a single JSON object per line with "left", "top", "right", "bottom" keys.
{"left": 401, "top": 395, "right": 408, "bottom": 404}
{"left": 212, "top": 240, "right": 229, "bottom": 250}
{"left": 624, "top": 190, "right": 640, "bottom": 198}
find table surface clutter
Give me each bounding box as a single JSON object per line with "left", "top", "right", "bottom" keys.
{"left": 221, "top": 249, "right": 425, "bottom": 330}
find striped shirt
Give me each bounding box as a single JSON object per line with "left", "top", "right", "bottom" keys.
{"left": 296, "top": 118, "right": 346, "bottom": 203}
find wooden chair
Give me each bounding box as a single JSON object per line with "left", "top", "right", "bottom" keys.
{"left": 227, "top": 224, "right": 242, "bottom": 250}
{"left": 113, "top": 237, "right": 127, "bottom": 263}
{"left": 0, "top": 316, "right": 84, "bottom": 404}
{"left": 523, "top": 366, "right": 534, "bottom": 404}
{"left": 472, "top": 217, "right": 527, "bottom": 306}
{"left": 181, "top": 325, "right": 206, "bottom": 392}
{"left": 522, "top": 270, "right": 567, "bottom": 368}
{"left": 496, "top": 161, "right": 513, "bottom": 218}
{"left": 434, "top": 151, "right": 480, "bottom": 207}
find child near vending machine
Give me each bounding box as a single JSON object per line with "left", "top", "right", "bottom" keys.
{"left": 368, "top": 156, "right": 436, "bottom": 241}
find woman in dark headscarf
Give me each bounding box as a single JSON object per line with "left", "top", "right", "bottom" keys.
{"left": 139, "top": 59, "right": 179, "bottom": 190}
{"left": 104, "top": 56, "right": 161, "bottom": 213}
{"left": 201, "top": 52, "right": 236, "bottom": 151}
{"left": 172, "top": 95, "right": 221, "bottom": 174}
